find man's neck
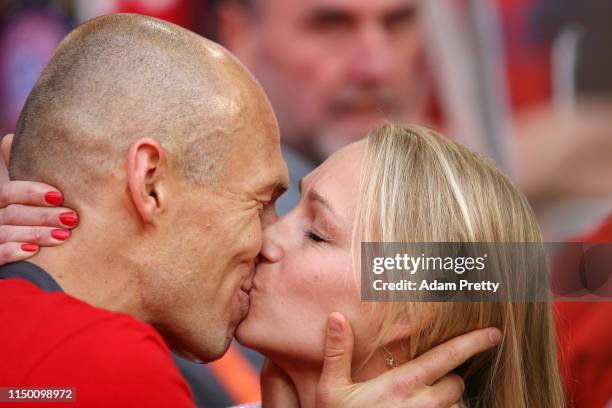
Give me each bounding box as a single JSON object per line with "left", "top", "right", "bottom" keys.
{"left": 29, "top": 236, "right": 144, "bottom": 319}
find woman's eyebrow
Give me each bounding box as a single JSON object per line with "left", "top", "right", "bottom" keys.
{"left": 308, "top": 189, "right": 338, "bottom": 218}
{"left": 299, "top": 178, "right": 338, "bottom": 218}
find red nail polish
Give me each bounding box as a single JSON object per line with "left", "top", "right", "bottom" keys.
{"left": 59, "top": 212, "right": 79, "bottom": 227}
{"left": 21, "top": 244, "right": 39, "bottom": 252}
{"left": 44, "top": 191, "right": 63, "bottom": 206}
{"left": 51, "top": 229, "right": 70, "bottom": 241}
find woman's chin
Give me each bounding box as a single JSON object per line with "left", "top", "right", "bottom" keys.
{"left": 234, "top": 312, "right": 262, "bottom": 349}
{"left": 235, "top": 314, "right": 288, "bottom": 359}
{"left": 235, "top": 292, "right": 275, "bottom": 349}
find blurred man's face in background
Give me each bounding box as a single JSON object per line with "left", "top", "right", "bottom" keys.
{"left": 219, "top": 0, "right": 428, "bottom": 162}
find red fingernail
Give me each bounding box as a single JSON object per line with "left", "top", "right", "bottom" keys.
{"left": 51, "top": 229, "right": 70, "bottom": 241}
{"left": 21, "top": 244, "right": 39, "bottom": 252}
{"left": 44, "top": 191, "right": 63, "bottom": 206}
{"left": 59, "top": 212, "right": 79, "bottom": 227}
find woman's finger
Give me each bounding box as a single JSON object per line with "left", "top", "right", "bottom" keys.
{"left": 400, "top": 327, "right": 501, "bottom": 386}
{"left": 424, "top": 373, "right": 465, "bottom": 408}
{"left": 0, "top": 242, "right": 39, "bottom": 266}
{"left": 0, "top": 180, "right": 64, "bottom": 208}
{"left": 319, "top": 312, "right": 355, "bottom": 391}
{"left": 0, "top": 205, "right": 78, "bottom": 229}
{"left": 0, "top": 226, "right": 71, "bottom": 246}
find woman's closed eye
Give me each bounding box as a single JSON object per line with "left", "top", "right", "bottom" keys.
{"left": 306, "top": 230, "right": 327, "bottom": 243}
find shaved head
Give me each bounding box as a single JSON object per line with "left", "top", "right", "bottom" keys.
{"left": 10, "top": 13, "right": 273, "bottom": 201}
{"left": 8, "top": 14, "right": 288, "bottom": 361}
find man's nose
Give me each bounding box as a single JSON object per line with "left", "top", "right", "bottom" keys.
{"left": 349, "top": 23, "right": 394, "bottom": 84}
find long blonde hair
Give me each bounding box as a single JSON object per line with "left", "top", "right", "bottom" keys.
{"left": 354, "top": 124, "right": 564, "bottom": 407}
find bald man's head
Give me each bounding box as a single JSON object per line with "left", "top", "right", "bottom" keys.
{"left": 8, "top": 14, "right": 289, "bottom": 361}
{"left": 10, "top": 13, "right": 274, "bottom": 201}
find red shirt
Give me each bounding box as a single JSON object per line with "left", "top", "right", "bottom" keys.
{"left": 555, "top": 215, "right": 612, "bottom": 408}
{"left": 0, "top": 279, "right": 195, "bottom": 407}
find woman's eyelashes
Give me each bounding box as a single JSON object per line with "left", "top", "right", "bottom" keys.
{"left": 306, "top": 230, "right": 327, "bottom": 243}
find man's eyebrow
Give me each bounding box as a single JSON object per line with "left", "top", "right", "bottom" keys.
{"left": 385, "top": 4, "right": 419, "bottom": 23}
{"left": 271, "top": 181, "right": 288, "bottom": 200}
{"left": 305, "top": 7, "right": 356, "bottom": 26}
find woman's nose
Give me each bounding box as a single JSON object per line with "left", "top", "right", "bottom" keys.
{"left": 259, "top": 223, "right": 285, "bottom": 263}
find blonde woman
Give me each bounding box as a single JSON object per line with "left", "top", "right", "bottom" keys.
{"left": 0, "top": 124, "right": 563, "bottom": 407}
{"left": 236, "top": 124, "right": 563, "bottom": 407}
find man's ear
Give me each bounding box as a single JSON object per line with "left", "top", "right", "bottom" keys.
{"left": 2, "top": 134, "right": 14, "bottom": 165}
{"left": 126, "top": 138, "right": 168, "bottom": 226}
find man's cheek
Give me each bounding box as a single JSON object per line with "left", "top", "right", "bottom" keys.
{"left": 227, "top": 210, "right": 262, "bottom": 248}
{"left": 244, "top": 218, "right": 263, "bottom": 255}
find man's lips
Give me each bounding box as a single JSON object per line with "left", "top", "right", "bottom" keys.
{"left": 240, "top": 266, "right": 256, "bottom": 294}
{"left": 237, "top": 289, "right": 250, "bottom": 318}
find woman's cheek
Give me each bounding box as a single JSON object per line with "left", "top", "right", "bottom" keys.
{"left": 299, "top": 256, "right": 356, "bottom": 311}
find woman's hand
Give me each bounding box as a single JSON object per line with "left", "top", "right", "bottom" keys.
{"left": 316, "top": 312, "right": 501, "bottom": 408}
{"left": 0, "top": 180, "right": 78, "bottom": 265}
{"left": 260, "top": 359, "right": 299, "bottom": 407}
